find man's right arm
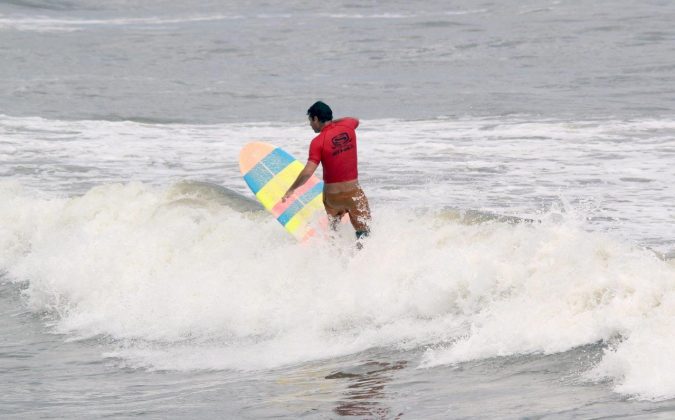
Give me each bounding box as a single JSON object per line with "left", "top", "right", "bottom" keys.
{"left": 282, "top": 161, "right": 318, "bottom": 202}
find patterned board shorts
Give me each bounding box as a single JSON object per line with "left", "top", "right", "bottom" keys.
{"left": 322, "top": 186, "right": 372, "bottom": 233}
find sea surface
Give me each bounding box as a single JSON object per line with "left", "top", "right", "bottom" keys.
{"left": 1, "top": 1, "right": 675, "bottom": 418}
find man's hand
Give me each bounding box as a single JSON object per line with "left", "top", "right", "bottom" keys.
{"left": 282, "top": 189, "right": 294, "bottom": 203}
{"left": 282, "top": 161, "right": 318, "bottom": 203}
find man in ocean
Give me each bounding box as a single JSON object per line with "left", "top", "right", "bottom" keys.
{"left": 282, "top": 101, "right": 371, "bottom": 241}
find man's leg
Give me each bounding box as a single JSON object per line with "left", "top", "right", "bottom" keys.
{"left": 347, "top": 189, "right": 371, "bottom": 239}
{"left": 323, "top": 193, "right": 345, "bottom": 231}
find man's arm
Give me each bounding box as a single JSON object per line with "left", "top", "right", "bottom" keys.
{"left": 333, "top": 117, "right": 359, "bottom": 129}
{"left": 282, "top": 161, "right": 318, "bottom": 202}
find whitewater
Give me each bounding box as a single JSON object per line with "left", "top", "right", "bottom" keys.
{"left": 2, "top": 115, "right": 675, "bottom": 418}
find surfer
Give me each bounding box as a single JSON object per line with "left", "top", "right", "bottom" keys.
{"left": 282, "top": 101, "right": 371, "bottom": 240}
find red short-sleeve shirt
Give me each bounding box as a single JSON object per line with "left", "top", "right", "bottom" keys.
{"left": 308, "top": 117, "right": 360, "bottom": 183}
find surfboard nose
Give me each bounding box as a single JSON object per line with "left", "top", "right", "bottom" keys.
{"left": 238, "top": 141, "right": 276, "bottom": 175}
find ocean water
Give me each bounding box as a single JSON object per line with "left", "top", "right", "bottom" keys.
{"left": 1, "top": 1, "right": 675, "bottom": 419}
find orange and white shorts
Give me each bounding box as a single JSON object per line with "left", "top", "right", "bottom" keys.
{"left": 322, "top": 186, "right": 371, "bottom": 233}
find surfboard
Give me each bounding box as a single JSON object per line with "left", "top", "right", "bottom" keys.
{"left": 239, "top": 142, "right": 325, "bottom": 241}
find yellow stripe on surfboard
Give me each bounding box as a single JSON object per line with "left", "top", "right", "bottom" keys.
{"left": 254, "top": 160, "right": 304, "bottom": 210}
{"left": 284, "top": 194, "right": 325, "bottom": 235}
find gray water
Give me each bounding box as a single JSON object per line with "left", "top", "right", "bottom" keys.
{"left": 2, "top": 1, "right": 675, "bottom": 419}
{"left": 1, "top": 0, "right": 674, "bottom": 123}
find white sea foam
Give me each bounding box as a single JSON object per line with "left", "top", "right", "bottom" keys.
{"left": 2, "top": 114, "right": 674, "bottom": 400}
{"left": 319, "top": 13, "right": 412, "bottom": 19}
{"left": 0, "top": 14, "right": 242, "bottom": 32}
{"left": 584, "top": 290, "right": 675, "bottom": 401}
{"left": 1, "top": 180, "right": 674, "bottom": 401}
{"left": 7, "top": 114, "right": 673, "bottom": 250}
{"left": 444, "top": 9, "right": 488, "bottom": 16}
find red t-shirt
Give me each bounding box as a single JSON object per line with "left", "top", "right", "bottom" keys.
{"left": 308, "top": 117, "right": 360, "bottom": 183}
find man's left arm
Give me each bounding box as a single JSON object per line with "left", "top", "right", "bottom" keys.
{"left": 333, "top": 117, "right": 359, "bottom": 129}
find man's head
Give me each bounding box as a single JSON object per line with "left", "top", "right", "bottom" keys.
{"left": 307, "top": 101, "right": 332, "bottom": 133}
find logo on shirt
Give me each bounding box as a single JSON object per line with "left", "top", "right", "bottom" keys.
{"left": 331, "top": 133, "right": 350, "bottom": 148}
{"left": 331, "top": 132, "right": 353, "bottom": 156}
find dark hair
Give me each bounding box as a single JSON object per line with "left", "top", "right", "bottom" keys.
{"left": 307, "top": 101, "right": 333, "bottom": 122}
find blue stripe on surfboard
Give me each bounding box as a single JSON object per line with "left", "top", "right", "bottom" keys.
{"left": 277, "top": 182, "right": 324, "bottom": 225}
{"left": 243, "top": 148, "right": 296, "bottom": 193}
